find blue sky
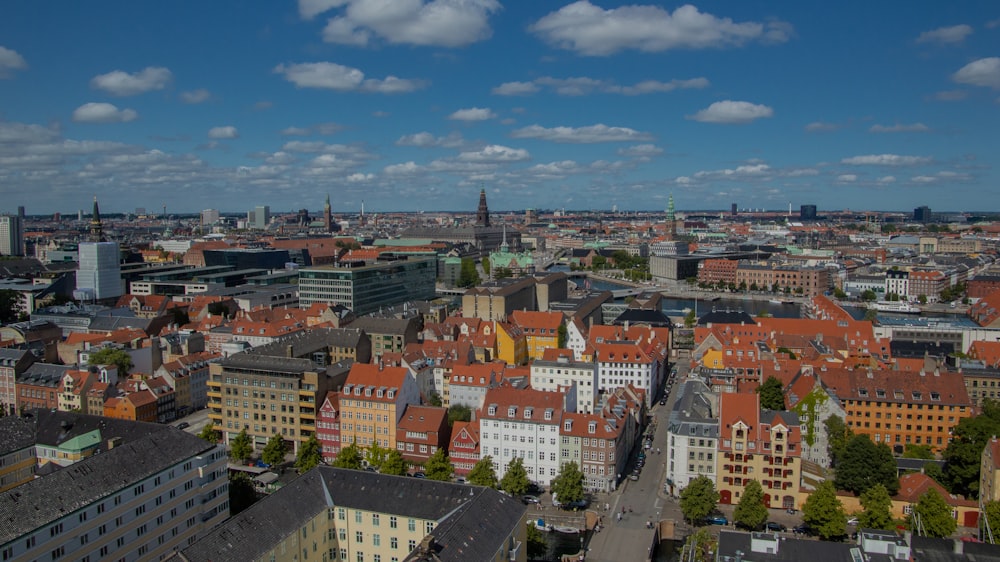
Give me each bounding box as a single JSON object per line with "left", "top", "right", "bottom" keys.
{"left": 1, "top": 1, "right": 998, "bottom": 215}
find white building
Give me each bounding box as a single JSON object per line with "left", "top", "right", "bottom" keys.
{"left": 75, "top": 242, "right": 122, "bottom": 301}
{"left": 594, "top": 340, "right": 667, "bottom": 407}
{"left": 664, "top": 378, "right": 718, "bottom": 496}
{"left": 530, "top": 349, "right": 599, "bottom": 414}
{"left": 0, "top": 215, "right": 23, "bottom": 256}
{"left": 200, "top": 209, "right": 220, "bottom": 225}
{"left": 479, "top": 386, "right": 566, "bottom": 488}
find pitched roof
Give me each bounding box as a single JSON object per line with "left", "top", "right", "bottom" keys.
{"left": 480, "top": 385, "right": 565, "bottom": 425}
{"left": 895, "top": 472, "right": 975, "bottom": 507}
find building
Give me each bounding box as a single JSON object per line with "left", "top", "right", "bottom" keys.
{"left": 800, "top": 205, "right": 817, "bottom": 220}
{"left": 447, "top": 361, "right": 506, "bottom": 411}
{"left": 479, "top": 385, "right": 568, "bottom": 488}
{"left": 396, "top": 404, "right": 450, "bottom": 466}
{"left": 248, "top": 205, "right": 271, "bottom": 229}
{"left": 509, "top": 310, "right": 563, "bottom": 361}
{"left": 338, "top": 363, "right": 421, "bottom": 452}
{"left": 716, "top": 392, "right": 802, "bottom": 509}
{"left": 449, "top": 421, "right": 480, "bottom": 477}
{"left": 0, "top": 427, "right": 229, "bottom": 562}
{"left": 349, "top": 316, "right": 421, "bottom": 360}
{"left": 461, "top": 273, "right": 568, "bottom": 322}
{"left": 885, "top": 269, "right": 910, "bottom": 300}
{"left": 0, "top": 214, "right": 23, "bottom": 256}
{"left": 665, "top": 379, "right": 719, "bottom": 496}
{"left": 698, "top": 258, "right": 739, "bottom": 286}
{"left": 983, "top": 436, "right": 1000, "bottom": 504}
{"left": 401, "top": 189, "right": 522, "bottom": 254}
{"left": 76, "top": 241, "right": 123, "bottom": 302}
{"left": 298, "top": 257, "right": 437, "bottom": 316}
{"left": 715, "top": 529, "right": 913, "bottom": 562}
{"left": 593, "top": 331, "right": 668, "bottom": 408}
{"left": 735, "top": 262, "right": 832, "bottom": 297}
{"left": 16, "top": 363, "right": 72, "bottom": 412}
{"left": 530, "top": 349, "right": 599, "bottom": 414}
{"left": 0, "top": 416, "right": 35, "bottom": 492}
{"left": 200, "top": 208, "right": 220, "bottom": 225}
{"left": 169, "top": 467, "right": 527, "bottom": 562}
{"left": 560, "top": 411, "right": 625, "bottom": 493}
{"left": 317, "top": 391, "right": 342, "bottom": 464}
{"left": 914, "top": 205, "right": 932, "bottom": 222}
{"left": 0, "top": 348, "right": 34, "bottom": 416}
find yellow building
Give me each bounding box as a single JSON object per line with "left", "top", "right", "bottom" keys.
{"left": 172, "top": 467, "right": 529, "bottom": 562}
{"left": 338, "top": 364, "right": 421, "bottom": 450}
{"left": 509, "top": 310, "right": 563, "bottom": 361}
{"left": 495, "top": 321, "right": 527, "bottom": 366}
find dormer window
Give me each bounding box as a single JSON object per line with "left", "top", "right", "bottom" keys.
{"left": 930, "top": 392, "right": 940, "bottom": 401}
{"left": 564, "top": 421, "right": 572, "bottom": 431}
{"left": 354, "top": 387, "right": 362, "bottom": 396}
{"left": 364, "top": 387, "right": 372, "bottom": 397}
{"left": 894, "top": 390, "right": 904, "bottom": 400}
{"left": 544, "top": 409, "right": 553, "bottom": 420}
{"left": 376, "top": 389, "right": 384, "bottom": 398}
{"left": 875, "top": 389, "right": 886, "bottom": 399}
{"left": 912, "top": 391, "right": 922, "bottom": 400}
{"left": 858, "top": 388, "right": 868, "bottom": 398}
{"left": 524, "top": 407, "right": 533, "bottom": 419}
{"left": 387, "top": 390, "right": 395, "bottom": 399}
{"left": 508, "top": 406, "right": 517, "bottom": 418}
{"left": 488, "top": 405, "right": 497, "bottom": 416}
{"left": 588, "top": 422, "right": 596, "bottom": 434}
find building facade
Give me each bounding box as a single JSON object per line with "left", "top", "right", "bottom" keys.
{"left": 0, "top": 214, "right": 23, "bottom": 256}
{"left": 530, "top": 350, "right": 599, "bottom": 414}
{"left": 76, "top": 241, "right": 123, "bottom": 302}
{"left": 479, "top": 386, "right": 566, "bottom": 488}
{"left": 298, "top": 258, "right": 436, "bottom": 316}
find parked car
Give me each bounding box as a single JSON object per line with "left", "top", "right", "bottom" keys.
{"left": 704, "top": 516, "right": 728, "bottom": 526}
{"left": 765, "top": 522, "right": 787, "bottom": 532}
{"left": 629, "top": 473, "right": 639, "bottom": 481}
{"left": 793, "top": 524, "right": 813, "bottom": 535}
{"left": 176, "top": 422, "right": 190, "bottom": 430}
{"left": 522, "top": 495, "right": 540, "bottom": 504}
{"left": 413, "top": 472, "right": 426, "bottom": 479}
{"left": 659, "top": 398, "right": 667, "bottom": 405}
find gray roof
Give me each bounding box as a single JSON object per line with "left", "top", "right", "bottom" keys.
{"left": 17, "top": 363, "right": 73, "bottom": 387}
{"left": 910, "top": 535, "right": 1000, "bottom": 562}
{"left": 172, "top": 467, "right": 525, "bottom": 562}
{"left": 248, "top": 327, "right": 367, "bottom": 359}
{"left": 407, "top": 486, "right": 526, "bottom": 562}
{"left": 0, "top": 417, "right": 34, "bottom": 455}
{"left": 0, "top": 348, "right": 30, "bottom": 367}
{"left": 0, "top": 428, "right": 216, "bottom": 545}
{"left": 87, "top": 315, "right": 153, "bottom": 333}
{"left": 349, "top": 316, "right": 414, "bottom": 334}
{"left": 220, "top": 352, "right": 320, "bottom": 374}
{"left": 29, "top": 409, "right": 168, "bottom": 451}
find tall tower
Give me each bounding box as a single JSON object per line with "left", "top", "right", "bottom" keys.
{"left": 476, "top": 188, "right": 490, "bottom": 227}
{"left": 666, "top": 193, "right": 677, "bottom": 240}
{"left": 323, "top": 193, "right": 332, "bottom": 232}
{"left": 89, "top": 195, "right": 105, "bottom": 242}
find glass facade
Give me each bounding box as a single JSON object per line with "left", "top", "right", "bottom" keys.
{"left": 298, "top": 258, "right": 436, "bottom": 315}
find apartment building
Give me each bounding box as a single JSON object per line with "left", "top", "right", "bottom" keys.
{"left": 509, "top": 310, "right": 563, "bottom": 361}
{"left": 531, "top": 348, "right": 599, "bottom": 414}
{"left": 170, "top": 467, "right": 527, "bottom": 562}
{"left": 908, "top": 270, "right": 948, "bottom": 302}
{"left": 594, "top": 338, "right": 667, "bottom": 408}
{"left": 717, "top": 392, "right": 802, "bottom": 510}
{"left": 338, "top": 363, "right": 421, "bottom": 451}
{"left": 449, "top": 421, "right": 480, "bottom": 477}
{"left": 447, "top": 361, "right": 506, "bottom": 410}
{"left": 16, "top": 363, "right": 72, "bottom": 412}
{"left": 560, "top": 412, "right": 624, "bottom": 493}
{"left": 735, "top": 262, "right": 832, "bottom": 297}
{"left": 0, "top": 348, "right": 33, "bottom": 416}
{"left": 697, "top": 258, "right": 738, "bottom": 286}
{"left": 317, "top": 391, "right": 342, "bottom": 464}
{"left": 665, "top": 379, "right": 719, "bottom": 496}
{"left": 479, "top": 386, "right": 567, "bottom": 488}
{"left": 396, "top": 405, "right": 450, "bottom": 466}
{"left": 0, "top": 428, "right": 228, "bottom": 562}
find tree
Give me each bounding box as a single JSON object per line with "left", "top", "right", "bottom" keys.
{"left": 500, "top": 457, "right": 530, "bottom": 497}
{"left": 380, "top": 450, "right": 408, "bottom": 476}
{"left": 424, "top": 448, "right": 453, "bottom": 481}
{"left": 457, "top": 258, "right": 481, "bottom": 288}
{"left": 87, "top": 347, "right": 133, "bottom": 375}
{"left": 833, "top": 287, "right": 847, "bottom": 299}
{"left": 756, "top": 376, "right": 785, "bottom": 410}
{"left": 684, "top": 308, "right": 697, "bottom": 328}
{"left": 482, "top": 257, "right": 491, "bottom": 276}
{"left": 366, "top": 441, "right": 391, "bottom": 471}
{"left": 557, "top": 324, "right": 567, "bottom": 348}
{"left": 943, "top": 399, "right": 1000, "bottom": 497}
{"left": 984, "top": 501, "right": 1000, "bottom": 543}
{"left": 803, "top": 480, "right": 847, "bottom": 540}
{"left": 733, "top": 480, "right": 768, "bottom": 530}
{"left": 428, "top": 392, "right": 443, "bottom": 407}
{"left": 261, "top": 434, "right": 288, "bottom": 468}
{"left": 526, "top": 525, "right": 548, "bottom": 559}
{"left": 332, "top": 440, "right": 363, "bottom": 470}
{"left": 858, "top": 483, "right": 894, "bottom": 530}
{"left": 917, "top": 294, "right": 928, "bottom": 305}
{"left": 835, "top": 434, "right": 899, "bottom": 495}
{"left": 902, "top": 444, "right": 934, "bottom": 460}
{"left": 295, "top": 434, "right": 323, "bottom": 473}
{"left": 908, "top": 489, "right": 957, "bottom": 538}
{"left": 861, "top": 289, "right": 877, "bottom": 302}
{"left": 228, "top": 471, "right": 258, "bottom": 515}
{"left": 0, "top": 290, "right": 24, "bottom": 323}
{"left": 229, "top": 428, "right": 253, "bottom": 463}
{"left": 923, "top": 463, "right": 946, "bottom": 486}
{"left": 447, "top": 404, "right": 472, "bottom": 426}
{"left": 467, "top": 456, "right": 499, "bottom": 488}
{"left": 680, "top": 475, "right": 719, "bottom": 525}
{"left": 825, "top": 415, "right": 852, "bottom": 466}
{"left": 681, "top": 528, "right": 717, "bottom": 562}
{"left": 550, "top": 462, "right": 585, "bottom": 506}
{"left": 197, "top": 424, "right": 220, "bottom": 443}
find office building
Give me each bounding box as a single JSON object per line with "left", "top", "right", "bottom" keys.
{"left": 201, "top": 208, "right": 220, "bottom": 225}
{"left": 0, "top": 215, "right": 23, "bottom": 256}
{"left": 298, "top": 257, "right": 436, "bottom": 316}
{"left": 914, "top": 205, "right": 932, "bottom": 222}
{"left": 75, "top": 241, "right": 123, "bottom": 301}
{"left": 248, "top": 205, "right": 270, "bottom": 229}
{"left": 800, "top": 204, "right": 817, "bottom": 220}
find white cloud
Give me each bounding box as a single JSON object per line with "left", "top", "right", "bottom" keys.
{"left": 929, "top": 90, "right": 967, "bottom": 102}
{"left": 346, "top": 172, "right": 374, "bottom": 182}
{"left": 693, "top": 163, "right": 771, "bottom": 179}
{"left": 180, "top": 89, "right": 211, "bottom": 104}
{"left": 319, "top": 0, "right": 500, "bottom": 48}
{"left": 90, "top": 66, "right": 172, "bottom": 96}
{"left": 457, "top": 144, "right": 530, "bottom": 162}
{"left": 876, "top": 176, "right": 896, "bottom": 184}
{"left": 384, "top": 161, "right": 423, "bottom": 176}
{"left": 274, "top": 62, "right": 426, "bottom": 93}
{"left": 910, "top": 171, "right": 972, "bottom": 184}
{"left": 688, "top": 100, "right": 773, "bottom": 124}
{"left": 281, "top": 123, "right": 343, "bottom": 136}
{"left": 805, "top": 121, "right": 839, "bottom": 132}
{"left": 0, "top": 46, "right": 28, "bottom": 78}
{"left": 841, "top": 154, "right": 930, "bottom": 166}
{"left": 491, "top": 81, "right": 539, "bottom": 96}
{"left": 616, "top": 78, "right": 709, "bottom": 95}
{"left": 617, "top": 144, "right": 663, "bottom": 158}
{"left": 395, "top": 131, "right": 465, "bottom": 148}
{"left": 71, "top": 103, "right": 138, "bottom": 123}
{"left": 837, "top": 174, "right": 858, "bottom": 182}
{"left": 510, "top": 123, "right": 653, "bottom": 143}
{"left": 208, "top": 126, "right": 239, "bottom": 139}
{"left": 448, "top": 107, "right": 496, "bottom": 121}
{"left": 952, "top": 57, "right": 1000, "bottom": 89}
{"left": 282, "top": 127, "right": 311, "bottom": 136}
{"left": 869, "top": 123, "right": 929, "bottom": 133}
{"left": 530, "top": 1, "right": 791, "bottom": 56}
{"left": 916, "top": 24, "right": 973, "bottom": 45}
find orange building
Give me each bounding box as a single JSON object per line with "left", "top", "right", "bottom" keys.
{"left": 104, "top": 390, "right": 158, "bottom": 423}
{"left": 509, "top": 310, "right": 563, "bottom": 361}
{"left": 338, "top": 363, "right": 420, "bottom": 451}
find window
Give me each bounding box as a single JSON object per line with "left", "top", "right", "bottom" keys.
{"left": 408, "top": 519, "right": 416, "bottom": 532}
{"left": 356, "top": 531, "right": 364, "bottom": 543}
{"left": 389, "top": 516, "right": 397, "bottom": 529}
{"left": 390, "top": 537, "right": 398, "bottom": 549}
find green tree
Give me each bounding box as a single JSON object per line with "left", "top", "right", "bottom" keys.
{"left": 197, "top": 424, "right": 220, "bottom": 443}
{"left": 923, "top": 462, "right": 945, "bottom": 486}
{"left": 500, "top": 457, "right": 530, "bottom": 497}
{"left": 424, "top": 448, "right": 453, "bottom": 481}
{"left": 984, "top": 501, "right": 1000, "bottom": 543}
{"left": 680, "top": 475, "right": 719, "bottom": 525}
{"left": 366, "top": 441, "right": 391, "bottom": 471}
{"left": 526, "top": 524, "right": 548, "bottom": 559}
{"left": 680, "top": 528, "right": 717, "bottom": 562}
{"left": 550, "top": 462, "right": 585, "bottom": 506}
{"left": 87, "top": 347, "right": 133, "bottom": 375}
{"left": 428, "top": 392, "right": 443, "bottom": 407}
{"left": 229, "top": 428, "right": 253, "bottom": 463}
{"left": 833, "top": 287, "right": 847, "bottom": 299}
{"left": 824, "top": 415, "right": 853, "bottom": 467}
{"left": 756, "top": 376, "right": 785, "bottom": 410}
{"left": 684, "top": 308, "right": 697, "bottom": 328}
{"left": 332, "top": 440, "right": 363, "bottom": 470}
{"left": 908, "top": 489, "right": 957, "bottom": 538}
{"left": 295, "top": 434, "right": 323, "bottom": 473}
{"left": 858, "top": 483, "right": 894, "bottom": 530}
{"left": 557, "top": 324, "right": 568, "bottom": 348}
{"left": 835, "top": 434, "right": 899, "bottom": 495}
{"left": 0, "top": 290, "right": 23, "bottom": 323}
{"left": 733, "top": 479, "right": 768, "bottom": 530}
{"left": 943, "top": 399, "right": 1000, "bottom": 497}
{"left": 228, "top": 471, "right": 258, "bottom": 515}
{"left": 447, "top": 404, "right": 472, "bottom": 426}
{"left": 457, "top": 258, "right": 481, "bottom": 288}
{"left": 861, "top": 289, "right": 877, "bottom": 302}
{"left": 917, "top": 294, "right": 928, "bottom": 305}
{"left": 467, "top": 455, "right": 499, "bottom": 488}
{"left": 380, "top": 450, "right": 409, "bottom": 476}
{"left": 902, "top": 444, "right": 934, "bottom": 460}
{"left": 482, "top": 257, "right": 491, "bottom": 276}
{"left": 803, "top": 480, "right": 847, "bottom": 540}
{"left": 261, "top": 434, "right": 288, "bottom": 467}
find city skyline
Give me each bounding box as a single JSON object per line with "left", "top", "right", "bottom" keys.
{"left": 1, "top": 1, "right": 998, "bottom": 214}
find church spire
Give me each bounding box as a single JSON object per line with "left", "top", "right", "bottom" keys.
{"left": 476, "top": 188, "right": 490, "bottom": 227}
{"left": 89, "top": 195, "right": 105, "bottom": 242}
